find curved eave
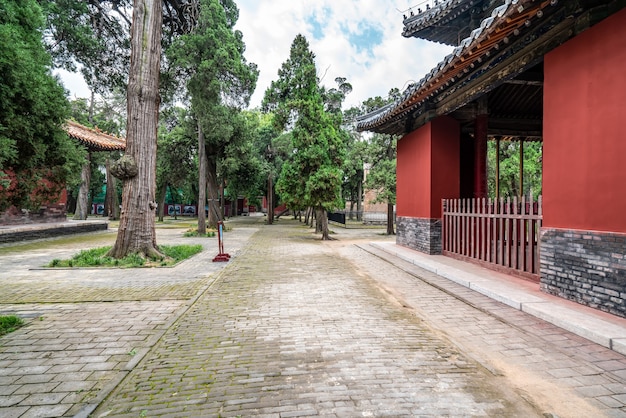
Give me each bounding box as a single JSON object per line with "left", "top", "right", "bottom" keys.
{"left": 65, "top": 120, "right": 126, "bottom": 152}
{"left": 402, "top": 0, "right": 477, "bottom": 41}
{"left": 358, "top": 0, "right": 549, "bottom": 135}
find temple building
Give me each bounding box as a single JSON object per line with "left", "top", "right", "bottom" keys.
{"left": 357, "top": 0, "right": 626, "bottom": 317}
{"left": 0, "top": 121, "right": 125, "bottom": 225}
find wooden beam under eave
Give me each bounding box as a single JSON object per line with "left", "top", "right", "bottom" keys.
{"left": 435, "top": 15, "right": 576, "bottom": 117}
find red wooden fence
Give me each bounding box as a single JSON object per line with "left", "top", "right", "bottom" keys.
{"left": 442, "top": 195, "right": 542, "bottom": 280}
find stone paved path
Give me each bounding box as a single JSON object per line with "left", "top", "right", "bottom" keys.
{"left": 0, "top": 221, "right": 256, "bottom": 418}
{"left": 92, "top": 221, "right": 539, "bottom": 417}
{"left": 2, "top": 217, "right": 626, "bottom": 417}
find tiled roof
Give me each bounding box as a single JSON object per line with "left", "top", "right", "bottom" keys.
{"left": 402, "top": 0, "right": 475, "bottom": 42}
{"left": 357, "top": 0, "right": 553, "bottom": 134}
{"left": 65, "top": 120, "right": 126, "bottom": 151}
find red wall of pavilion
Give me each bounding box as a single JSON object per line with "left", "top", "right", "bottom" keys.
{"left": 543, "top": 7, "right": 626, "bottom": 233}
{"left": 397, "top": 116, "right": 460, "bottom": 218}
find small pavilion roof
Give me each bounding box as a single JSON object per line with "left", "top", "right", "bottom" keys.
{"left": 65, "top": 120, "right": 126, "bottom": 152}
{"left": 357, "top": 0, "right": 560, "bottom": 135}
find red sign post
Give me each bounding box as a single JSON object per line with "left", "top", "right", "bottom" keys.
{"left": 212, "top": 221, "right": 231, "bottom": 262}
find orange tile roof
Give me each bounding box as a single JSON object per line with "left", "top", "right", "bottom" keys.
{"left": 65, "top": 120, "right": 126, "bottom": 151}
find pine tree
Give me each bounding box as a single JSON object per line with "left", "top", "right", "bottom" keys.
{"left": 167, "top": 0, "right": 257, "bottom": 232}
{"left": 264, "top": 35, "right": 345, "bottom": 240}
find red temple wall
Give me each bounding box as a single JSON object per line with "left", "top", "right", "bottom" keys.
{"left": 543, "top": 7, "right": 626, "bottom": 233}
{"left": 397, "top": 116, "right": 460, "bottom": 218}
{"left": 397, "top": 122, "right": 431, "bottom": 218}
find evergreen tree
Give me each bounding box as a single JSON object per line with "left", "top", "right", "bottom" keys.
{"left": 167, "top": 0, "right": 258, "bottom": 233}
{"left": 263, "top": 35, "right": 345, "bottom": 240}
{"left": 156, "top": 107, "right": 196, "bottom": 222}
{"left": 361, "top": 91, "right": 400, "bottom": 235}
{"left": 0, "top": 0, "right": 84, "bottom": 212}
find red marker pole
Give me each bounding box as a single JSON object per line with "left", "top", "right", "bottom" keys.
{"left": 212, "top": 221, "right": 231, "bottom": 262}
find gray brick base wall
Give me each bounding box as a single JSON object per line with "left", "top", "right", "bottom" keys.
{"left": 0, "top": 222, "right": 108, "bottom": 244}
{"left": 540, "top": 228, "right": 626, "bottom": 318}
{"left": 397, "top": 216, "right": 442, "bottom": 255}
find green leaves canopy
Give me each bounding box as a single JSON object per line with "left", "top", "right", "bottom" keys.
{"left": 0, "top": 0, "right": 84, "bottom": 211}
{"left": 265, "top": 35, "right": 346, "bottom": 213}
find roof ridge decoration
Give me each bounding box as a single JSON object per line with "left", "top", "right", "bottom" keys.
{"left": 65, "top": 120, "right": 126, "bottom": 152}
{"left": 402, "top": 0, "right": 471, "bottom": 39}
{"left": 358, "top": 0, "right": 556, "bottom": 133}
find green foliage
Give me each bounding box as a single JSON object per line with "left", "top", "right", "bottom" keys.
{"left": 47, "top": 244, "right": 203, "bottom": 268}
{"left": 0, "top": 0, "right": 85, "bottom": 211}
{"left": 166, "top": 0, "right": 258, "bottom": 227}
{"left": 0, "top": 315, "right": 24, "bottom": 336}
{"left": 41, "top": 0, "right": 131, "bottom": 93}
{"left": 69, "top": 94, "right": 126, "bottom": 135}
{"left": 365, "top": 132, "right": 397, "bottom": 205}
{"left": 167, "top": 0, "right": 258, "bottom": 110}
{"left": 365, "top": 157, "right": 397, "bottom": 204}
{"left": 221, "top": 111, "right": 266, "bottom": 203}
{"left": 264, "top": 35, "right": 346, "bottom": 218}
{"left": 487, "top": 140, "right": 542, "bottom": 199}
{"left": 157, "top": 107, "right": 197, "bottom": 204}
{"left": 183, "top": 229, "right": 216, "bottom": 237}
{"left": 344, "top": 90, "right": 399, "bottom": 209}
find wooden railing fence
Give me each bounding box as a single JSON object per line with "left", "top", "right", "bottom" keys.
{"left": 442, "top": 195, "right": 542, "bottom": 279}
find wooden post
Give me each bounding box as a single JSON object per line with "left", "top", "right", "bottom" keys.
{"left": 495, "top": 136, "right": 501, "bottom": 201}
{"left": 474, "top": 113, "right": 488, "bottom": 198}
{"left": 519, "top": 138, "right": 524, "bottom": 197}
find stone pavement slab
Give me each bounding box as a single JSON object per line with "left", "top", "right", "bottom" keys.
{"left": 4, "top": 218, "right": 626, "bottom": 417}
{"left": 355, "top": 242, "right": 626, "bottom": 417}
{"left": 92, "top": 220, "right": 544, "bottom": 417}
{"left": 370, "top": 241, "right": 626, "bottom": 355}
{"left": 0, "top": 220, "right": 258, "bottom": 418}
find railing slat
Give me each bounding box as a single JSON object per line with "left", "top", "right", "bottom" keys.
{"left": 441, "top": 195, "right": 542, "bottom": 279}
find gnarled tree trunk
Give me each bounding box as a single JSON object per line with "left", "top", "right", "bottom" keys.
{"left": 73, "top": 153, "right": 91, "bottom": 220}
{"left": 108, "top": 0, "right": 162, "bottom": 259}
{"left": 317, "top": 207, "right": 330, "bottom": 240}
{"left": 104, "top": 158, "right": 120, "bottom": 220}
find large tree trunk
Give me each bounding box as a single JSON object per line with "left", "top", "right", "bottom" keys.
{"left": 197, "top": 126, "right": 207, "bottom": 234}
{"left": 104, "top": 158, "right": 119, "bottom": 219}
{"left": 207, "top": 155, "right": 222, "bottom": 228}
{"left": 108, "top": 0, "right": 162, "bottom": 259}
{"left": 73, "top": 153, "right": 91, "bottom": 220}
{"left": 317, "top": 207, "right": 330, "bottom": 240}
{"left": 387, "top": 202, "right": 395, "bottom": 235}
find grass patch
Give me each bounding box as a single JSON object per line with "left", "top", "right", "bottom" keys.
{"left": 183, "top": 229, "right": 216, "bottom": 238}
{"left": 47, "top": 244, "right": 203, "bottom": 268}
{"left": 0, "top": 315, "right": 24, "bottom": 336}
{"left": 0, "top": 231, "right": 117, "bottom": 256}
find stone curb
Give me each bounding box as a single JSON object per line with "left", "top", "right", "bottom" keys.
{"left": 367, "top": 241, "right": 626, "bottom": 356}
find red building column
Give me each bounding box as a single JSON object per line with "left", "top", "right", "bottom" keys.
{"left": 473, "top": 113, "right": 488, "bottom": 198}
{"left": 396, "top": 116, "right": 460, "bottom": 254}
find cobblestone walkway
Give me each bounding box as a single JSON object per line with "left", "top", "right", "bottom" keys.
{"left": 3, "top": 218, "right": 626, "bottom": 417}
{"left": 0, "top": 222, "right": 256, "bottom": 418}
{"left": 92, "top": 221, "right": 539, "bottom": 417}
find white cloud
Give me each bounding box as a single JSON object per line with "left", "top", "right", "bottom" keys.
{"left": 236, "top": 0, "right": 452, "bottom": 109}
{"left": 58, "top": 1, "right": 453, "bottom": 111}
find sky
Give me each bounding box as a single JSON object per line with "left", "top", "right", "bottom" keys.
{"left": 59, "top": 0, "right": 453, "bottom": 110}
